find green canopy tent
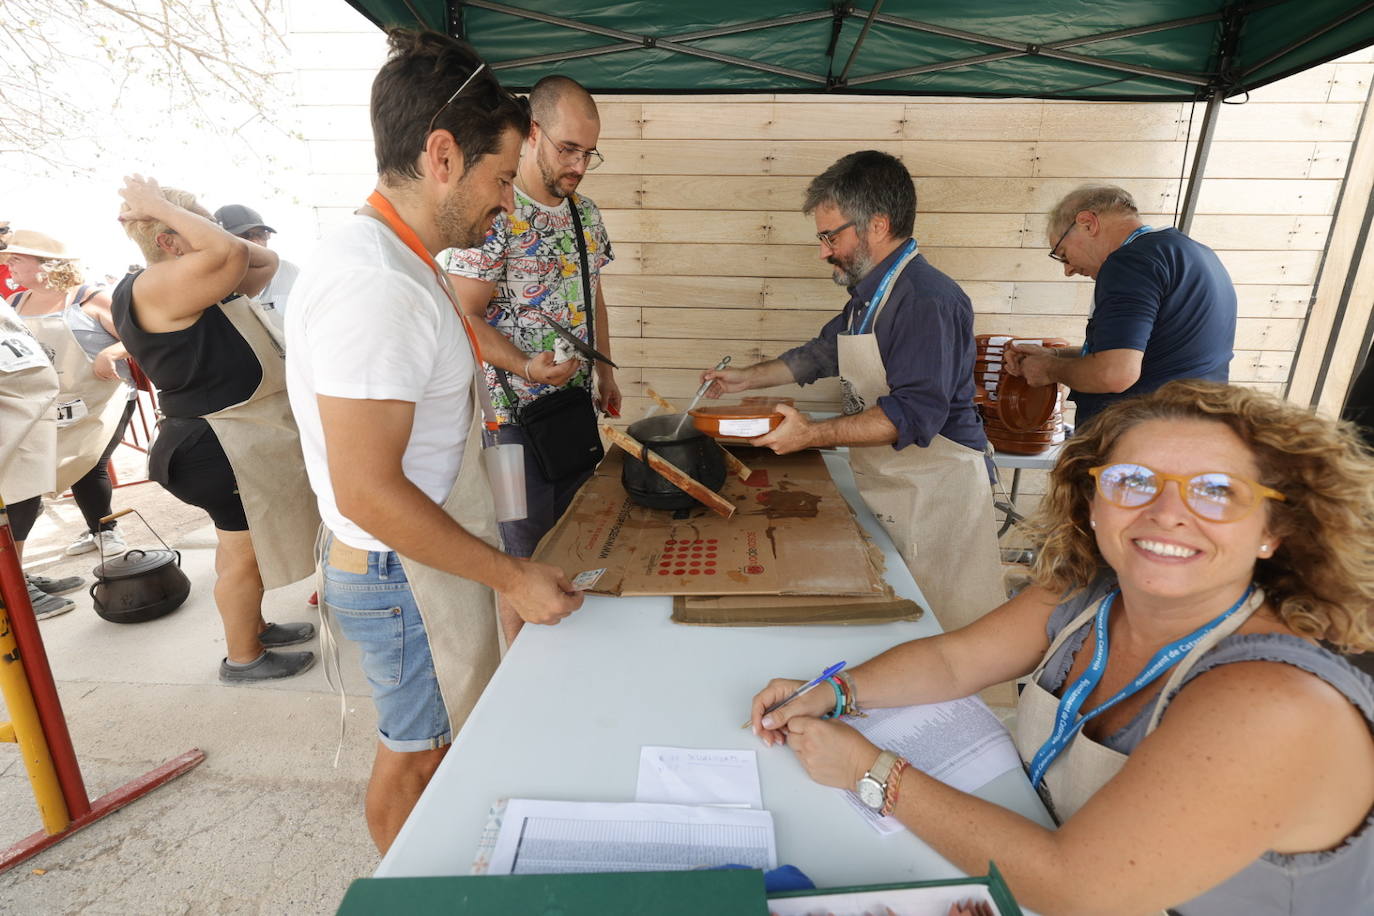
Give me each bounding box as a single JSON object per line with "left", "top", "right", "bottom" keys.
{"left": 341, "top": 0, "right": 1374, "bottom": 227}
{"left": 341, "top": 1, "right": 1374, "bottom": 404}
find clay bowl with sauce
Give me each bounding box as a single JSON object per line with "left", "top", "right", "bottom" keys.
{"left": 689, "top": 398, "right": 793, "bottom": 440}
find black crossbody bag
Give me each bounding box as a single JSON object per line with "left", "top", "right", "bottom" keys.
{"left": 495, "top": 199, "right": 605, "bottom": 482}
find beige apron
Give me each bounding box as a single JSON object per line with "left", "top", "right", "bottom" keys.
{"left": 21, "top": 300, "right": 129, "bottom": 494}
{"left": 395, "top": 391, "right": 502, "bottom": 735}
{"left": 0, "top": 307, "right": 58, "bottom": 504}
{"left": 1014, "top": 587, "right": 1264, "bottom": 824}
{"left": 837, "top": 249, "right": 1006, "bottom": 630}
{"left": 202, "top": 296, "right": 320, "bottom": 589}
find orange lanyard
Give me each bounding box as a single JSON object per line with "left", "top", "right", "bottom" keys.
{"left": 365, "top": 190, "right": 498, "bottom": 432}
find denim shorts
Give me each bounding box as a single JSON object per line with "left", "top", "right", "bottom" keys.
{"left": 322, "top": 537, "right": 450, "bottom": 752}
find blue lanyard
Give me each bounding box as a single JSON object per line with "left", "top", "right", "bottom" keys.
{"left": 1028, "top": 583, "right": 1255, "bottom": 788}
{"left": 847, "top": 239, "right": 917, "bottom": 335}
{"left": 1120, "top": 224, "right": 1155, "bottom": 247}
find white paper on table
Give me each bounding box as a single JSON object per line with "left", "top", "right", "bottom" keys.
{"left": 839, "top": 696, "right": 1022, "bottom": 835}
{"left": 487, "top": 798, "right": 777, "bottom": 875}
{"left": 636, "top": 746, "right": 763, "bottom": 809}
{"left": 768, "top": 883, "right": 1000, "bottom": 916}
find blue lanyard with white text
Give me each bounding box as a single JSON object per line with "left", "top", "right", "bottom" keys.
{"left": 848, "top": 238, "right": 917, "bottom": 335}
{"left": 1027, "top": 583, "right": 1256, "bottom": 788}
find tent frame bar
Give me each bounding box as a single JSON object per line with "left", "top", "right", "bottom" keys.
{"left": 849, "top": 8, "right": 1216, "bottom": 87}
{"left": 466, "top": 0, "right": 829, "bottom": 82}
{"left": 839, "top": 1, "right": 886, "bottom": 85}
{"left": 465, "top": 0, "right": 1223, "bottom": 92}
{"left": 1242, "top": 0, "right": 1374, "bottom": 77}
{"left": 494, "top": 11, "right": 835, "bottom": 70}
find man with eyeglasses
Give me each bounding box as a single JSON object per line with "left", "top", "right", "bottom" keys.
{"left": 213, "top": 204, "right": 298, "bottom": 338}
{"left": 701, "top": 150, "right": 1006, "bottom": 631}
{"left": 446, "top": 74, "right": 620, "bottom": 645}
{"left": 1004, "top": 184, "right": 1236, "bottom": 428}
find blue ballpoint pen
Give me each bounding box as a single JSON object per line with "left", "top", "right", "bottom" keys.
{"left": 742, "top": 661, "right": 846, "bottom": 729}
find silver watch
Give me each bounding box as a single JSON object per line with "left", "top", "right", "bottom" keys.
{"left": 856, "top": 749, "right": 899, "bottom": 811}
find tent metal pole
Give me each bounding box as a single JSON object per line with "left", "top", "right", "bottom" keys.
{"left": 839, "top": 0, "right": 885, "bottom": 85}
{"left": 1177, "top": 93, "right": 1222, "bottom": 234}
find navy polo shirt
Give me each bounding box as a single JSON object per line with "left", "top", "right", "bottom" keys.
{"left": 778, "top": 246, "right": 986, "bottom": 454}
{"left": 1073, "top": 228, "right": 1236, "bottom": 424}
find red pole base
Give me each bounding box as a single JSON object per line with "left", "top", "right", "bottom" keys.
{"left": 0, "top": 748, "right": 206, "bottom": 874}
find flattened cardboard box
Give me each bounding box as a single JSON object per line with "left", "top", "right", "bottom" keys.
{"left": 534, "top": 447, "right": 888, "bottom": 597}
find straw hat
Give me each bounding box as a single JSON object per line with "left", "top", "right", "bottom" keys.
{"left": 4, "top": 230, "right": 72, "bottom": 260}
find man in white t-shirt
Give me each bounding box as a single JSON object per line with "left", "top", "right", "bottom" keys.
{"left": 285, "top": 30, "right": 582, "bottom": 855}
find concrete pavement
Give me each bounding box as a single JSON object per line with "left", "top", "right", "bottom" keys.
{"left": 1, "top": 463, "right": 384, "bottom": 915}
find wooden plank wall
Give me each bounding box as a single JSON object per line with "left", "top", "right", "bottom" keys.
{"left": 287, "top": 2, "right": 1371, "bottom": 519}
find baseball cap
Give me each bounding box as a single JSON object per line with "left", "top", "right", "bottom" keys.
{"left": 214, "top": 204, "right": 275, "bottom": 236}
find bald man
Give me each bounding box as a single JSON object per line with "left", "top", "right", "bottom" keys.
{"left": 446, "top": 75, "right": 620, "bottom": 644}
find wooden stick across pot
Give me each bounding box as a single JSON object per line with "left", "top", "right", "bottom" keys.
{"left": 601, "top": 424, "right": 736, "bottom": 518}
{"left": 642, "top": 387, "right": 754, "bottom": 483}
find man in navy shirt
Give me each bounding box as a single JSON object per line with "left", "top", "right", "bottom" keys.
{"left": 1006, "top": 185, "right": 1236, "bottom": 427}
{"left": 701, "top": 150, "right": 1006, "bottom": 631}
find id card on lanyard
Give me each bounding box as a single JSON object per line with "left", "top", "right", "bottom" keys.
{"left": 1028, "top": 583, "right": 1256, "bottom": 787}
{"left": 847, "top": 238, "right": 917, "bottom": 336}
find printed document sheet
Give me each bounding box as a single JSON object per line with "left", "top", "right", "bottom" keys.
{"left": 841, "top": 696, "right": 1021, "bottom": 835}
{"left": 636, "top": 746, "right": 763, "bottom": 808}
{"left": 487, "top": 799, "right": 777, "bottom": 875}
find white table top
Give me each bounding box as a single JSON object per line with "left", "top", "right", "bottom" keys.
{"left": 376, "top": 451, "right": 1052, "bottom": 887}
{"left": 991, "top": 444, "right": 1063, "bottom": 471}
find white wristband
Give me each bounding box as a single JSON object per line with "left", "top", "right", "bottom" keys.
{"left": 524, "top": 357, "right": 533, "bottom": 381}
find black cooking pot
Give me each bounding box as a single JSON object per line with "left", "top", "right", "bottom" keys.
{"left": 622, "top": 414, "right": 727, "bottom": 510}
{"left": 90, "top": 548, "right": 191, "bottom": 624}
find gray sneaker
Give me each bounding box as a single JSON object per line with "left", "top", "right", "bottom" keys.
{"left": 27, "top": 573, "right": 85, "bottom": 596}
{"left": 27, "top": 581, "right": 76, "bottom": 620}
{"left": 258, "top": 621, "right": 317, "bottom": 648}
{"left": 219, "top": 650, "right": 316, "bottom": 684}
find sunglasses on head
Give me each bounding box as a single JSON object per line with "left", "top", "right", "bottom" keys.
{"left": 1089, "top": 463, "right": 1285, "bottom": 523}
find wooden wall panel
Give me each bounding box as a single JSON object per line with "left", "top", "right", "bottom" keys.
{"left": 297, "top": 39, "right": 1373, "bottom": 419}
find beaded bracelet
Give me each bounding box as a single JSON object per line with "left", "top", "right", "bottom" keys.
{"left": 823, "top": 676, "right": 845, "bottom": 719}
{"left": 835, "top": 670, "right": 864, "bottom": 718}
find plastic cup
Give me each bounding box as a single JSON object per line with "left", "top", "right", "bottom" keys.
{"left": 483, "top": 443, "right": 527, "bottom": 522}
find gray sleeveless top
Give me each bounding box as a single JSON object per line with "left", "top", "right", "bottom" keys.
{"left": 1040, "top": 577, "right": 1374, "bottom": 915}
{"left": 9, "top": 286, "right": 135, "bottom": 390}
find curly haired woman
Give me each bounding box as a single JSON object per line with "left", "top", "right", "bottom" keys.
{"left": 750, "top": 380, "right": 1374, "bottom": 915}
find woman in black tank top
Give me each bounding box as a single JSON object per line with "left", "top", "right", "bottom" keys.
{"left": 115, "top": 175, "right": 315, "bottom": 684}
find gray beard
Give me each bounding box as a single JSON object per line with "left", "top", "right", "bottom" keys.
{"left": 829, "top": 236, "right": 873, "bottom": 287}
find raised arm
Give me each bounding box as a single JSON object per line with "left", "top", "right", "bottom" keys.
{"left": 118, "top": 174, "right": 250, "bottom": 330}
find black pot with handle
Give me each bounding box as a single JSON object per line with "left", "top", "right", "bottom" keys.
{"left": 622, "top": 414, "right": 727, "bottom": 510}
{"left": 89, "top": 509, "right": 192, "bottom": 624}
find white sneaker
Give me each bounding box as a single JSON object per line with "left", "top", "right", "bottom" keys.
{"left": 95, "top": 528, "right": 128, "bottom": 557}
{"left": 66, "top": 528, "right": 128, "bottom": 557}
{"left": 65, "top": 530, "right": 98, "bottom": 556}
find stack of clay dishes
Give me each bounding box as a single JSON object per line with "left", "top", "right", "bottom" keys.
{"left": 976, "top": 336, "right": 1071, "bottom": 455}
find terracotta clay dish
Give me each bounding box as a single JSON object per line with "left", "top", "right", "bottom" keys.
{"left": 690, "top": 400, "right": 788, "bottom": 439}
{"left": 996, "top": 373, "right": 1059, "bottom": 432}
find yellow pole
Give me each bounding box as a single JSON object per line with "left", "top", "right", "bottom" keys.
{"left": 0, "top": 592, "right": 71, "bottom": 834}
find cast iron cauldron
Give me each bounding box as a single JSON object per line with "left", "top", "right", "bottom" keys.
{"left": 90, "top": 549, "right": 191, "bottom": 624}
{"left": 622, "top": 414, "right": 727, "bottom": 510}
